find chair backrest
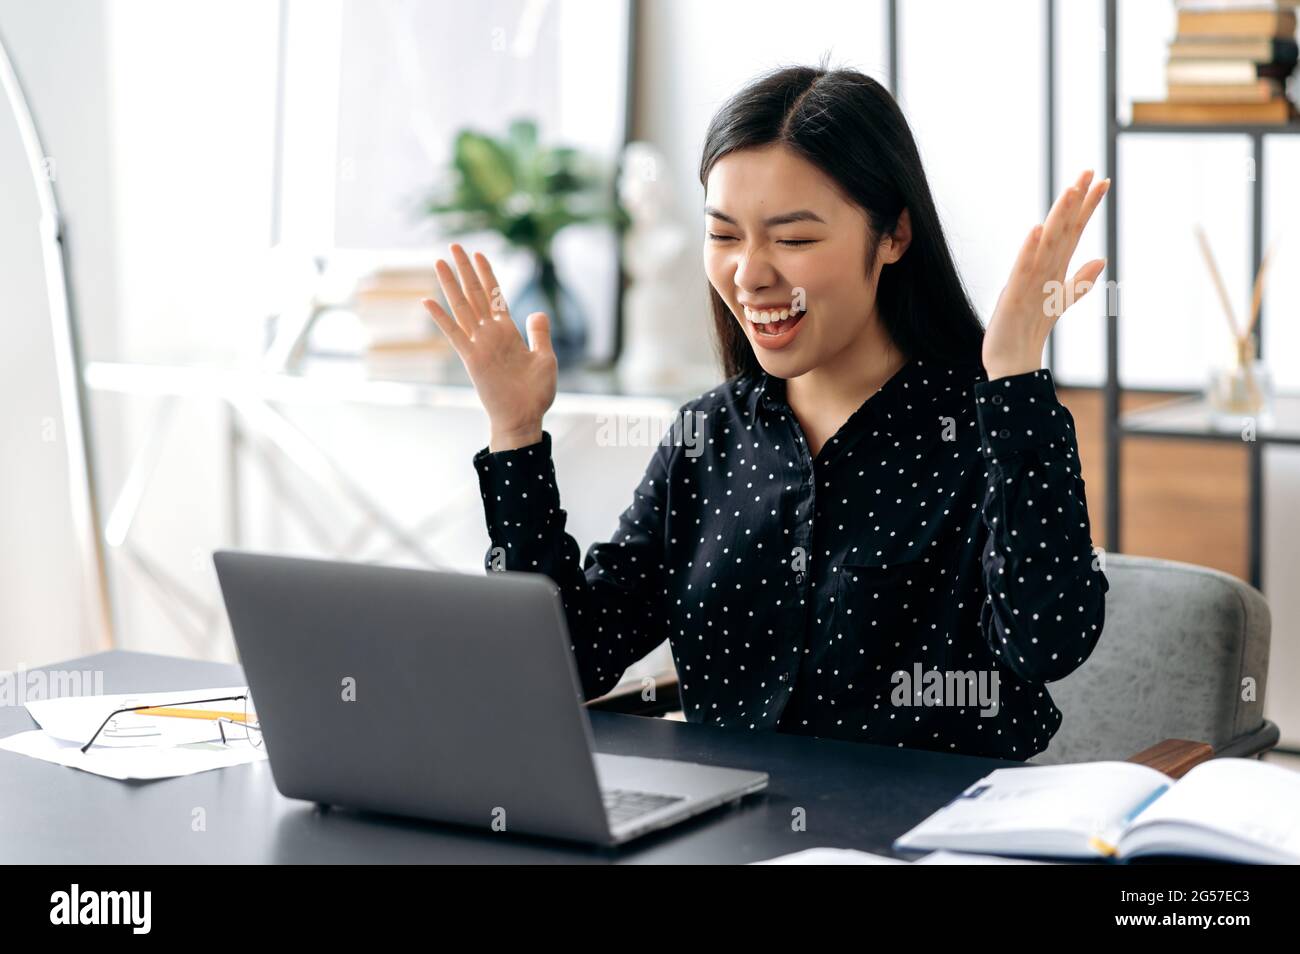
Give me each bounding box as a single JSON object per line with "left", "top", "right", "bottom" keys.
{"left": 1032, "top": 553, "right": 1272, "bottom": 765}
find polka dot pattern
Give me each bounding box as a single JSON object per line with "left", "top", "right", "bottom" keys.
{"left": 472, "top": 356, "right": 1109, "bottom": 760}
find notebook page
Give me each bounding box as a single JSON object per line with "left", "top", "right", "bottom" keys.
{"left": 1122, "top": 758, "right": 1300, "bottom": 860}
{"left": 897, "top": 761, "right": 1168, "bottom": 847}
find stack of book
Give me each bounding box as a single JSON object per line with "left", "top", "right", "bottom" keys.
{"left": 352, "top": 265, "right": 453, "bottom": 378}
{"left": 1134, "top": 0, "right": 1300, "bottom": 124}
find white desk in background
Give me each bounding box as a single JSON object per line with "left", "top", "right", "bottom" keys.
{"left": 83, "top": 355, "right": 714, "bottom": 653}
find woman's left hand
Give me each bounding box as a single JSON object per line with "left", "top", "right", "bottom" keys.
{"left": 983, "top": 170, "right": 1111, "bottom": 380}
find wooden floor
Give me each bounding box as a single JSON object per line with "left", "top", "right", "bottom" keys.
{"left": 1058, "top": 386, "right": 1249, "bottom": 581}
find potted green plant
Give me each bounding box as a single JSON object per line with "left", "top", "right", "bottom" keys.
{"left": 424, "top": 118, "right": 627, "bottom": 367}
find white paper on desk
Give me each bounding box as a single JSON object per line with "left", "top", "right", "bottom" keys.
{"left": 753, "top": 847, "right": 1056, "bottom": 865}
{"left": 913, "top": 850, "right": 1055, "bottom": 865}
{"left": 25, "top": 686, "right": 255, "bottom": 747}
{"left": 0, "top": 729, "right": 267, "bottom": 780}
{"left": 752, "top": 847, "right": 909, "bottom": 864}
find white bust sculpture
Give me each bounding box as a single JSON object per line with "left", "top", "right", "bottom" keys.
{"left": 616, "top": 142, "right": 708, "bottom": 391}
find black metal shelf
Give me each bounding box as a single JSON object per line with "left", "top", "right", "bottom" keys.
{"left": 1102, "top": 0, "right": 1289, "bottom": 590}
{"left": 1119, "top": 121, "right": 1300, "bottom": 136}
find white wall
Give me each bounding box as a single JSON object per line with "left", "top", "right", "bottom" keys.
{"left": 102, "top": 0, "right": 279, "bottom": 662}
{"left": 0, "top": 0, "right": 120, "bottom": 670}
{"left": 0, "top": 0, "right": 281, "bottom": 667}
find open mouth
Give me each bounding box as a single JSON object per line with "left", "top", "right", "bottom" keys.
{"left": 743, "top": 305, "right": 806, "bottom": 337}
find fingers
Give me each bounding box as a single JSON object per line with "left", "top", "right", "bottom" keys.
{"left": 1066, "top": 258, "right": 1107, "bottom": 304}
{"left": 450, "top": 243, "right": 493, "bottom": 322}
{"left": 434, "top": 257, "right": 480, "bottom": 338}
{"left": 1041, "top": 171, "right": 1111, "bottom": 278}
{"left": 1013, "top": 223, "right": 1044, "bottom": 278}
{"left": 1061, "top": 177, "right": 1109, "bottom": 268}
{"left": 1072, "top": 176, "right": 1109, "bottom": 237}
{"left": 1037, "top": 173, "right": 1089, "bottom": 272}
{"left": 422, "top": 297, "right": 472, "bottom": 355}
{"left": 524, "top": 312, "right": 553, "bottom": 356}
{"left": 471, "top": 251, "right": 510, "bottom": 320}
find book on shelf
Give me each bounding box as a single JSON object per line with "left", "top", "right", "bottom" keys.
{"left": 352, "top": 266, "right": 439, "bottom": 347}
{"left": 1168, "top": 78, "right": 1284, "bottom": 102}
{"left": 893, "top": 758, "right": 1300, "bottom": 864}
{"left": 1175, "top": 0, "right": 1299, "bottom": 9}
{"left": 1145, "top": 3, "right": 1300, "bottom": 123}
{"left": 1176, "top": 7, "right": 1297, "bottom": 37}
{"left": 1169, "top": 36, "right": 1298, "bottom": 62}
{"left": 1132, "top": 96, "right": 1299, "bottom": 123}
{"left": 1167, "top": 58, "right": 1294, "bottom": 83}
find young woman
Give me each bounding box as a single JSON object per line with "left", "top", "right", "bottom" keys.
{"left": 422, "top": 65, "right": 1111, "bottom": 761}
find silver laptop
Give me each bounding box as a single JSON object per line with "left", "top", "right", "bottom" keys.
{"left": 213, "top": 550, "right": 768, "bottom": 846}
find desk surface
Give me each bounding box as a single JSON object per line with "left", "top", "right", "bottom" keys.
{"left": 0, "top": 651, "right": 1018, "bottom": 864}
{"left": 84, "top": 358, "right": 713, "bottom": 420}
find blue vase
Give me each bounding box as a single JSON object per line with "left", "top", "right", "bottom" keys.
{"left": 512, "top": 257, "right": 587, "bottom": 369}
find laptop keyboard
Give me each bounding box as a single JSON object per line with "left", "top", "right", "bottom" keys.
{"left": 601, "top": 788, "right": 685, "bottom": 826}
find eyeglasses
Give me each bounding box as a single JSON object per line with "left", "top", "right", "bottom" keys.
{"left": 80, "top": 694, "right": 263, "bottom": 754}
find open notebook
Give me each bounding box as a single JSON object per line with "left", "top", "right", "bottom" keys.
{"left": 893, "top": 758, "right": 1300, "bottom": 863}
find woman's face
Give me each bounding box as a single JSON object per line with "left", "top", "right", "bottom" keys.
{"left": 703, "top": 144, "right": 900, "bottom": 379}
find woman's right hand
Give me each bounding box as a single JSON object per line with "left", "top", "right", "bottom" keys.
{"left": 422, "top": 243, "right": 557, "bottom": 451}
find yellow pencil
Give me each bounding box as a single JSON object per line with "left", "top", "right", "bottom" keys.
{"left": 1088, "top": 834, "right": 1119, "bottom": 858}
{"left": 132, "top": 706, "right": 254, "bottom": 724}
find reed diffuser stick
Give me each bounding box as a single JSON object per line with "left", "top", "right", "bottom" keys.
{"left": 1193, "top": 224, "right": 1262, "bottom": 409}
{"left": 1193, "top": 224, "right": 1240, "bottom": 338}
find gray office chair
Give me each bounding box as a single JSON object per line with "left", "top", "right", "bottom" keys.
{"left": 1032, "top": 553, "right": 1279, "bottom": 766}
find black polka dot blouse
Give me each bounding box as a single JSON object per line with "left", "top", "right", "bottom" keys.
{"left": 473, "top": 355, "right": 1109, "bottom": 761}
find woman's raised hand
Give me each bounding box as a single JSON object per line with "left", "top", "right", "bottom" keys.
{"left": 983, "top": 170, "right": 1110, "bottom": 381}
{"left": 422, "top": 243, "right": 557, "bottom": 451}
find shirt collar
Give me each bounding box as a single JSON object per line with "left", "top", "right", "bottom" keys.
{"left": 748, "top": 356, "right": 924, "bottom": 434}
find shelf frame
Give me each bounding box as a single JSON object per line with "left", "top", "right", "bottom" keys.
{"left": 1101, "top": 0, "right": 1295, "bottom": 591}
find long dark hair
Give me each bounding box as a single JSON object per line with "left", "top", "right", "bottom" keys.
{"left": 699, "top": 63, "right": 985, "bottom": 380}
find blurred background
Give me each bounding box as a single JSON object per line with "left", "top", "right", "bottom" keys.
{"left": 1, "top": 1, "right": 1297, "bottom": 745}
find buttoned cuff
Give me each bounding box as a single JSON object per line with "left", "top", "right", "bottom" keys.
{"left": 974, "top": 367, "right": 1070, "bottom": 459}
{"left": 472, "top": 430, "right": 560, "bottom": 532}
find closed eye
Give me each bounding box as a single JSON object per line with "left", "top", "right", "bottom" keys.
{"left": 706, "top": 233, "right": 817, "bottom": 247}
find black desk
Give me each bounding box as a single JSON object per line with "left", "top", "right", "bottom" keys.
{"left": 0, "top": 651, "right": 1018, "bottom": 863}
